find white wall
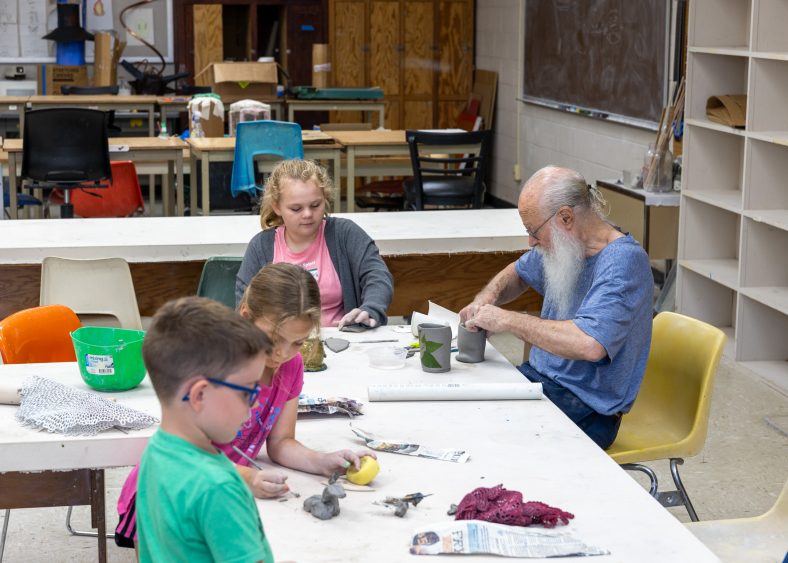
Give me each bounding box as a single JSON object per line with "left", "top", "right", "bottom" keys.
{"left": 476, "top": 0, "right": 656, "bottom": 205}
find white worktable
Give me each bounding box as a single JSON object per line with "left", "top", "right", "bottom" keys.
{"left": 0, "top": 209, "right": 528, "bottom": 264}
{"left": 0, "top": 327, "right": 718, "bottom": 562}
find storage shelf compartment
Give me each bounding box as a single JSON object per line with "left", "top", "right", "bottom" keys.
{"left": 688, "top": 0, "right": 751, "bottom": 49}
{"left": 736, "top": 295, "right": 788, "bottom": 365}
{"left": 753, "top": 0, "right": 788, "bottom": 53}
{"left": 740, "top": 287, "right": 788, "bottom": 315}
{"left": 682, "top": 126, "right": 744, "bottom": 210}
{"left": 740, "top": 219, "right": 788, "bottom": 313}
{"left": 680, "top": 259, "right": 740, "bottom": 290}
{"left": 677, "top": 266, "right": 736, "bottom": 356}
{"left": 683, "top": 190, "right": 743, "bottom": 213}
{"left": 739, "top": 360, "right": 788, "bottom": 395}
{"left": 679, "top": 196, "right": 741, "bottom": 281}
{"left": 686, "top": 53, "right": 749, "bottom": 123}
{"left": 744, "top": 137, "right": 788, "bottom": 215}
{"left": 748, "top": 58, "right": 788, "bottom": 132}
{"left": 685, "top": 117, "right": 746, "bottom": 136}
{"left": 688, "top": 46, "right": 750, "bottom": 56}
{"left": 743, "top": 210, "right": 788, "bottom": 230}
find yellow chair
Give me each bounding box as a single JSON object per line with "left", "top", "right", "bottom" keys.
{"left": 606, "top": 312, "right": 727, "bottom": 521}
{"left": 685, "top": 478, "right": 788, "bottom": 562}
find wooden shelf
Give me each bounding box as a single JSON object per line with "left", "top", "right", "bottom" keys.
{"left": 739, "top": 287, "right": 788, "bottom": 315}
{"left": 683, "top": 190, "right": 742, "bottom": 213}
{"left": 681, "top": 2, "right": 788, "bottom": 387}
{"left": 680, "top": 259, "right": 739, "bottom": 290}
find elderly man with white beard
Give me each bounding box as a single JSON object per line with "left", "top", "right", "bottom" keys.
{"left": 460, "top": 166, "right": 653, "bottom": 449}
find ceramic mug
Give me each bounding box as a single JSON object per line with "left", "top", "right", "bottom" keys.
{"left": 456, "top": 323, "right": 486, "bottom": 363}
{"left": 417, "top": 323, "right": 452, "bottom": 373}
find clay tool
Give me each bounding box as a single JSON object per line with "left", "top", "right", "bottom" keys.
{"left": 232, "top": 446, "right": 299, "bottom": 498}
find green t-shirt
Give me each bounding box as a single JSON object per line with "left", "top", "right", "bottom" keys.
{"left": 137, "top": 429, "right": 274, "bottom": 563}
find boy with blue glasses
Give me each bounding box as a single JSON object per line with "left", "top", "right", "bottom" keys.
{"left": 136, "top": 296, "right": 274, "bottom": 562}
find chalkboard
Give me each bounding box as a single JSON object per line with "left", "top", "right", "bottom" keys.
{"left": 523, "top": 0, "right": 669, "bottom": 125}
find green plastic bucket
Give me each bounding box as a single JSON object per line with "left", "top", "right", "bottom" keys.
{"left": 71, "top": 326, "right": 146, "bottom": 391}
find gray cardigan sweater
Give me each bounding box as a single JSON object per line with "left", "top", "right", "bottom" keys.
{"left": 235, "top": 217, "right": 394, "bottom": 326}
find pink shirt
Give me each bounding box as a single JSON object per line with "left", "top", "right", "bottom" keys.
{"left": 217, "top": 354, "right": 304, "bottom": 465}
{"left": 273, "top": 220, "right": 344, "bottom": 326}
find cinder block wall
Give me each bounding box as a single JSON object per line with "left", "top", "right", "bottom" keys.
{"left": 476, "top": 0, "right": 655, "bottom": 205}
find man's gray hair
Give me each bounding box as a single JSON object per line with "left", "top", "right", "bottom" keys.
{"left": 526, "top": 166, "right": 607, "bottom": 219}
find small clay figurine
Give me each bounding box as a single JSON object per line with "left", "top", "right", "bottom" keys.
{"left": 303, "top": 473, "right": 346, "bottom": 520}
{"left": 378, "top": 492, "right": 432, "bottom": 518}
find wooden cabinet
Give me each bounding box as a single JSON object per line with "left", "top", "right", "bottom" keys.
{"left": 679, "top": 0, "right": 788, "bottom": 390}
{"left": 174, "top": 0, "right": 327, "bottom": 90}
{"left": 329, "top": 0, "right": 474, "bottom": 129}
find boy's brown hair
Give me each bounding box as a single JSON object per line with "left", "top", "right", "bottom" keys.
{"left": 142, "top": 296, "right": 272, "bottom": 402}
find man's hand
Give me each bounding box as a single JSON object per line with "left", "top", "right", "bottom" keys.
{"left": 465, "top": 304, "right": 511, "bottom": 334}
{"left": 459, "top": 300, "right": 488, "bottom": 326}
{"left": 338, "top": 308, "right": 377, "bottom": 330}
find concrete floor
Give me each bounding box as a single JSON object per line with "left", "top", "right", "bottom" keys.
{"left": 1, "top": 336, "right": 786, "bottom": 562}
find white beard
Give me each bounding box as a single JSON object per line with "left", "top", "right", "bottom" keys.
{"left": 537, "top": 226, "right": 586, "bottom": 319}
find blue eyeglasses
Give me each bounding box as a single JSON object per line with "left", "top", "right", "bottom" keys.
{"left": 182, "top": 378, "right": 261, "bottom": 407}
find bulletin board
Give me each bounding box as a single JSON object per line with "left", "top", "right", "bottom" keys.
{"left": 522, "top": 0, "right": 670, "bottom": 127}
{"left": 0, "top": 0, "right": 173, "bottom": 64}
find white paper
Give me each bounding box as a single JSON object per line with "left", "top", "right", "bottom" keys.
{"left": 124, "top": 7, "right": 154, "bottom": 47}
{"left": 18, "top": 0, "right": 47, "bottom": 58}
{"left": 351, "top": 424, "right": 469, "bottom": 463}
{"left": 0, "top": 0, "right": 20, "bottom": 58}
{"left": 368, "top": 382, "right": 543, "bottom": 402}
{"left": 410, "top": 301, "right": 460, "bottom": 339}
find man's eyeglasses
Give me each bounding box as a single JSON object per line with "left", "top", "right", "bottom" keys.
{"left": 182, "top": 378, "right": 261, "bottom": 407}
{"left": 527, "top": 210, "right": 557, "bottom": 241}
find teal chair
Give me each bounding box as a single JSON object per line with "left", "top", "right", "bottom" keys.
{"left": 230, "top": 120, "right": 304, "bottom": 198}
{"left": 196, "top": 257, "right": 243, "bottom": 309}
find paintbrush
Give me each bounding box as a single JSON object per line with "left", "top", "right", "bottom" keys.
{"left": 232, "top": 445, "right": 299, "bottom": 498}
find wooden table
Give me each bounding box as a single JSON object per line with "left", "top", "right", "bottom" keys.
{"left": 3, "top": 137, "right": 186, "bottom": 219}
{"left": 27, "top": 95, "right": 160, "bottom": 136}
{"left": 0, "top": 96, "right": 28, "bottom": 135}
{"left": 287, "top": 98, "right": 386, "bottom": 127}
{"left": 0, "top": 331, "right": 719, "bottom": 562}
{"left": 330, "top": 130, "right": 480, "bottom": 212}
{"left": 0, "top": 210, "right": 541, "bottom": 319}
{"left": 187, "top": 134, "right": 342, "bottom": 216}
{"left": 596, "top": 179, "right": 680, "bottom": 261}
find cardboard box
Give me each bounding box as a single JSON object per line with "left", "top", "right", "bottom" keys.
{"left": 188, "top": 96, "right": 225, "bottom": 138}
{"left": 38, "top": 64, "right": 88, "bottom": 95}
{"left": 93, "top": 32, "right": 126, "bottom": 87}
{"left": 194, "top": 62, "right": 278, "bottom": 99}
{"left": 312, "top": 44, "right": 331, "bottom": 88}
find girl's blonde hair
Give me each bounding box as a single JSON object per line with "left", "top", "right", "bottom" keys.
{"left": 259, "top": 159, "right": 334, "bottom": 229}
{"left": 240, "top": 262, "right": 322, "bottom": 335}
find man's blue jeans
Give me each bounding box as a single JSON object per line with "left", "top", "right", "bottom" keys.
{"left": 518, "top": 362, "right": 622, "bottom": 449}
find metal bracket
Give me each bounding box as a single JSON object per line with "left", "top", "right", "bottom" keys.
{"left": 655, "top": 490, "right": 685, "bottom": 508}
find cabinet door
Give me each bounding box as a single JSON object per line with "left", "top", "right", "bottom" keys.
{"left": 437, "top": 0, "right": 473, "bottom": 127}
{"left": 286, "top": 1, "right": 327, "bottom": 88}
{"left": 370, "top": 0, "right": 401, "bottom": 128}
{"left": 402, "top": 0, "right": 434, "bottom": 129}
{"left": 193, "top": 4, "right": 224, "bottom": 83}
{"left": 330, "top": 0, "right": 368, "bottom": 123}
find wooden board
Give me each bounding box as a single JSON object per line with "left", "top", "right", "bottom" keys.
{"left": 438, "top": 0, "right": 473, "bottom": 97}
{"left": 0, "top": 252, "right": 541, "bottom": 322}
{"left": 193, "top": 4, "right": 224, "bottom": 81}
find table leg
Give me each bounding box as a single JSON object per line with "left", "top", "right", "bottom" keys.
{"left": 175, "top": 151, "right": 184, "bottom": 216}
{"left": 378, "top": 106, "right": 385, "bottom": 129}
{"left": 8, "top": 153, "right": 18, "bottom": 220}
{"left": 332, "top": 151, "right": 342, "bottom": 210}
{"left": 148, "top": 107, "right": 155, "bottom": 137}
{"left": 288, "top": 105, "right": 295, "bottom": 123}
{"left": 89, "top": 469, "right": 107, "bottom": 563}
{"left": 162, "top": 171, "right": 172, "bottom": 217}
{"left": 201, "top": 155, "right": 211, "bottom": 216}
{"left": 347, "top": 146, "right": 356, "bottom": 213}
{"left": 190, "top": 152, "right": 198, "bottom": 214}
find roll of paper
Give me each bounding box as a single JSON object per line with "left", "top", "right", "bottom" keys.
{"left": 0, "top": 377, "right": 24, "bottom": 405}
{"left": 368, "top": 382, "right": 542, "bottom": 402}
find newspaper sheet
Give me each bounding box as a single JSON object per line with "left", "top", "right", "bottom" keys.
{"left": 298, "top": 395, "right": 363, "bottom": 417}
{"left": 351, "top": 424, "right": 469, "bottom": 463}
{"left": 410, "top": 520, "right": 608, "bottom": 557}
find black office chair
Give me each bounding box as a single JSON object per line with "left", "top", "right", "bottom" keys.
{"left": 61, "top": 85, "right": 123, "bottom": 135}
{"left": 22, "top": 108, "right": 112, "bottom": 219}
{"left": 403, "top": 129, "right": 492, "bottom": 210}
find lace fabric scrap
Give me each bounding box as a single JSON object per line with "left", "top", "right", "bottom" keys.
{"left": 16, "top": 376, "right": 158, "bottom": 436}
